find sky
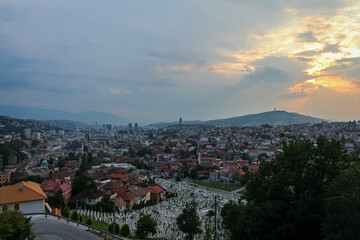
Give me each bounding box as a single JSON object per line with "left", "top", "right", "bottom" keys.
{"left": 0, "top": 0, "right": 359, "bottom": 124}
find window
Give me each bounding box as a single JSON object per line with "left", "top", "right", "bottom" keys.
{"left": 14, "top": 204, "right": 19, "bottom": 211}
{"left": 2, "top": 205, "right": 8, "bottom": 211}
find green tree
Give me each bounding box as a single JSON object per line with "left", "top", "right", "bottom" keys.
{"left": 176, "top": 201, "right": 202, "bottom": 240}
{"left": 222, "top": 137, "right": 348, "bottom": 240}
{"left": 46, "top": 190, "right": 65, "bottom": 208}
{"left": 120, "top": 224, "right": 130, "bottom": 237}
{"left": 135, "top": 213, "right": 157, "bottom": 238}
{"left": 322, "top": 164, "right": 360, "bottom": 240}
{"left": 71, "top": 210, "right": 79, "bottom": 221}
{"left": 87, "top": 218, "right": 93, "bottom": 225}
{"left": 0, "top": 210, "right": 34, "bottom": 240}
{"left": 108, "top": 222, "right": 120, "bottom": 235}
{"left": 71, "top": 174, "right": 96, "bottom": 196}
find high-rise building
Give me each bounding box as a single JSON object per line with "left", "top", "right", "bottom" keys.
{"left": 128, "top": 123, "right": 133, "bottom": 130}
{"left": 179, "top": 117, "right": 182, "bottom": 125}
{"left": 23, "top": 128, "right": 31, "bottom": 139}
{"left": 32, "top": 132, "right": 41, "bottom": 141}
{"left": 134, "top": 123, "right": 138, "bottom": 130}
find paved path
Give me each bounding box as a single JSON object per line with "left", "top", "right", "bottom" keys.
{"left": 230, "top": 186, "right": 245, "bottom": 193}
{"left": 182, "top": 180, "right": 242, "bottom": 199}
{"left": 30, "top": 215, "right": 103, "bottom": 240}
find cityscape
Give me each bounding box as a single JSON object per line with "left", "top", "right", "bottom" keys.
{"left": 1, "top": 0, "right": 360, "bottom": 240}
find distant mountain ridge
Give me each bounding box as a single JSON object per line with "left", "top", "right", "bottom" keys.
{"left": 152, "top": 110, "right": 324, "bottom": 128}
{"left": 0, "top": 104, "right": 124, "bottom": 125}
{"left": 204, "top": 110, "right": 324, "bottom": 127}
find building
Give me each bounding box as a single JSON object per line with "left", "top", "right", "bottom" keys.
{"left": 0, "top": 181, "right": 47, "bottom": 214}
{"left": 134, "top": 123, "right": 138, "bottom": 130}
{"left": 40, "top": 181, "right": 72, "bottom": 203}
{"left": 58, "top": 130, "right": 65, "bottom": 135}
{"left": 32, "top": 132, "right": 41, "bottom": 141}
{"left": 23, "top": 128, "right": 32, "bottom": 139}
{"left": 0, "top": 171, "right": 11, "bottom": 185}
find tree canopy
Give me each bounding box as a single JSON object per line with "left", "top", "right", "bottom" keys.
{"left": 176, "top": 201, "right": 202, "bottom": 240}
{"left": 135, "top": 213, "right": 157, "bottom": 238}
{"left": 222, "top": 136, "right": 357, "bottom": 240}
{"left": 0, "top": 210, "right": 34, "bottom": 240}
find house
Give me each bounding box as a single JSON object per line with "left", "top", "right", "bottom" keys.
{"left": 116, "top": 186, "right": 136, "bottom": 211}
{"left": 0, "top": 181, "right": 47, "bottom": 214}
{"left": 150, "top": 184, "right": 166, "bottom": 202}
{"left": 40, "top": 181, "right": 72, "bottom": 203}
{"left": 70, "top": 189, "right": 103, "bottom": 206}
{"left": 209, "top": 170, "right": 220, "bottom": 182}
{"left": 128, "top": 185, "right": 151, "bottom": 204}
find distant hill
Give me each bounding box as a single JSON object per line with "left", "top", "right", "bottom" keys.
{"left": 0, "top": 105, "right": 124, "bottom": 125}
{"left": 204, "top": 110, "right": 324, "bottom": 127}
{"left": 151, "top": 111, "right": 324, "bottom": 128}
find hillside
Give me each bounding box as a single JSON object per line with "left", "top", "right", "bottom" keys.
{"left": 204, "top": 110, "right": 324, "bottom": 127}
{"left": 0, "top": 105, "right": 124, "bottom": 125}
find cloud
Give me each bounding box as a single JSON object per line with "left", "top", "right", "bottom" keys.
{"left": 108, "top": 88, "right": 131, "bottom": 95}
{"left": 298, "top": 31, "right": 317, "bottom": 42}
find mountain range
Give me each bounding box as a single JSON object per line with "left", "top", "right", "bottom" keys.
{"left": 0, "top": 105, "right": 325, "bottom": 127}
{"left": 0, "top": 104, "right": 124, "bottom": 125}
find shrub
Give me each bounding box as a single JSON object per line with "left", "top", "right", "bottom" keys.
{"left": 87, "top": 218, "right": 92, "bottom": 225}
{"left": 120, "top": 224, "right": 130, "bottom": 237}
{"left": 108, "top": 222, "right": 120, "bottom": 235}
{"left": 71, "top": 211, "right": 78, "bottom": 221}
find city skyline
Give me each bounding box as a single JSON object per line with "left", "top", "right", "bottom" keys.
{"left": 0, "top": 0, "right": 359, "bottom": 123}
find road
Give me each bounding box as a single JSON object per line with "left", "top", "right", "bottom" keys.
{"left": 183, "top": 180, "right": 242, "bottom": 199}
{"left": 30, "top": 215, "right": 103, "bottom": 240}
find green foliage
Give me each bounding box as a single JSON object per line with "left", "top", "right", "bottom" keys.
{"left": 57, "top": 158, "right": 66, "bottom": 168}
{"left": 71, "top": 210, "right": 79, "bottom": 221}
{"left": 135, "top": 213, "right": 157, "bottom": 238}
{"left": 108, "top": 222, "right": 120, "bottom": 235}
{"left": 61, "top": 207, "right": 69, "bottom": 218}
{"left": 0, "top": 140, "right": 27, "bottom": 166}
{"left": 322, "top": 164, "right": 360, "bottom": 240}
{"left": 0, "top": 210, "right": 34, "bottom": 240}
{"left": 137, "top": 147, "right": 152, "bottom": 157}
{"left": 87, "top": 218, "right": 93, "bottom": 225}
{"left": 120, "top": 224, "right": 130, "bottom": 237}
{"left": 71, "top": 173, "right": 96, "bottom": 196}
{"left": 46, "top": 190, "right": 65, "bottom": 209}
{"left": 221, "top": 137, "right": 351, "bottom": 240}
{"left": 92, "top": 196, "right": 114, "bottom": 213}
{"left": 176, "top": 201, "right": 202, "bottom": 240}
{"left": 164, "top": 146, "right": 172, "bottom": 153}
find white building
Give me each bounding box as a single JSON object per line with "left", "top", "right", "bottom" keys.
{"left": 0, "top": 181, "right": 47, "bottom": 214}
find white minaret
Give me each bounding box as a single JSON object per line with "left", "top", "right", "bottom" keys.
{"left": 198, "top": 152, "right": 201, "bottom": 165}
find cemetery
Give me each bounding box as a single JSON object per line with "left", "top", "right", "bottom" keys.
{"left": 72, "top": 179, "right": 239, "bottom": 239}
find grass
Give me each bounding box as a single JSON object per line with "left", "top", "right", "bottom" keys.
{"left": 190, "top": 180, "right": 242, "bottom": 192}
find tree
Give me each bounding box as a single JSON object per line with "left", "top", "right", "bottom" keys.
{"left": 108, "top": 222, "right": 120, "bottom": 235}
{"left": 87, "top": 218, "right": 93, "bottom": 225}
{"left": 46, "top": 190, "right": 65, "bottom": 208}
{"left": 135, "top": 213, "right": 157, "bottom": 238}
{"left": 164, "top": 146, "right": 172, "bottom": 153}
{"left": 322, "top": 164, "right": 360, "bottom": 240}
{"left": 221, "top": 137, "right": 349, "bottom": 240}
{"left": 120, "top": 224, "right": 130, "bottom": 237}
{"left": 176, "top": 201, "right": 202, "bottom": 240}
{"left": 71, "top": 210, "right": 79, "bottom": 221}
{"left": 71, "top": 174, "right": 96, "bottom": 196}
{"left": 0, "top": 210, "right": 35, "bottom": 240}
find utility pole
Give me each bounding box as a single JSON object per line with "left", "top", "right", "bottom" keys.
{"left": 214, "top": 195, "right": 217, "bottom": 240}
{"left": 112, "top": 199, "right": 116, "bottom": 239}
